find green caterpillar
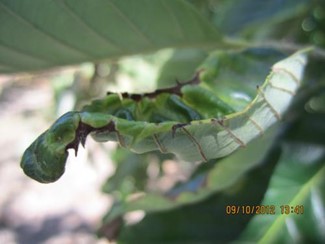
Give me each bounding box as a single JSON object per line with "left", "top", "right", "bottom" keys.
{"left": 21, "top": 49, "right": 308, "bottom": 183}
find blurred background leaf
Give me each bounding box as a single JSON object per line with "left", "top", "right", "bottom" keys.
{"left": 101, "top": 128, "right": 279, "bottom": 242}
{"left": 0, "top": 0, "right": 222, "bottom": 73}
{"left": 156, "top": 48, "right": 209, "bottom": 87}
{"left": 114, "top": 131, "right": 282, "bottom": 243}
{"left": 208, "top": 0, "right": 309, "bottom": 38}
{"left": 199, "top": 48, "right": 286, "bottom": 110}
{"left": 239, "top": 143, "right": 325, "bottom": 243}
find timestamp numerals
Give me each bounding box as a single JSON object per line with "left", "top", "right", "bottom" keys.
{"left": 280, "top": 205, "right": 304, "bottom": 215}
{"left": 225, "top": 205, "right": 276, "bottom": 215}
{"left": 225, "top": 205, "right": 305, "bottom": 215}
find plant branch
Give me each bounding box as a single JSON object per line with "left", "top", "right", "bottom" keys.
{"left": 224, "top": 37, "right": 325, "bottom": 59}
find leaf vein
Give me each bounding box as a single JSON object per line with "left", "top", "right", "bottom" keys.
{"left": 0, "top": 40, "right": 52, "bottom": 67}
{"left": 0, "top": 1, "right": 93, "bottom": 59}
{"left": 257, "top": 86, "right": 281, "bottom": 120}
{"left": 108, "top": 1, "right": 155, "bottom": 47}
{"left": 181, "top": 127, "right": 208, "bottom": 162}
{"left": 57, "top": 0, "right": 125, "bottom": 53}
{"left": 258, "top": 164, "right": 325, "bottom": 244}
{"left": 160, "top": 0, "right": 185, "bottom": 40}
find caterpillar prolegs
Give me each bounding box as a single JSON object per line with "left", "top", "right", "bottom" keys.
{"left": 21, "top": 49, "right": 308, "bottom": 183}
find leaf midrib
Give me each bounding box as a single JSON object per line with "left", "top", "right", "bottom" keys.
{"left": 258, "top": 163, "right": 325, "bottom": 244}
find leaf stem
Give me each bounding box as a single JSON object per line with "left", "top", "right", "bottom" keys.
{"left": 224, "top": 37, "right": 325, "bottom": 59}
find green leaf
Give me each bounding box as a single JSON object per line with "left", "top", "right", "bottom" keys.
{"left": 0, "top": 0, "right": 222, "bottom": 73}
{"left": 101, "top": 129, "right": 282, "bottom": 242}
{"left": 20, "top": 49, "right": 310, "bottom": 183}
{"left": 287, "top": 113, "right": 325, "bottom": 146}
{"left": 102, "top": 126, "right": 278, "bottom": 223}
{"left": 239, "top": 143, "right": 325, "bottom": 243}
{"left": 209, "top": 0, "right": 308, "bottom": 38}
{"left": 157, "top": 48, "right": 209, "bottom": 88}
{"left": 102, "top": 148, "right": 174, "bottom": 196}
{"left": 199, "top": 48, "right": 286, "bottom": 111}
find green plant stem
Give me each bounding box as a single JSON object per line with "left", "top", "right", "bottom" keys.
{"left": 224, "top": 37, "right": 325, "bottom": 59}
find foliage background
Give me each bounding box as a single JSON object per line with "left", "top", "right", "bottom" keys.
{"left": 0, "top": 0, "right": 324, "bottom": 243}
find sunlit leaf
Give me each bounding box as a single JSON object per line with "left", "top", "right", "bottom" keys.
{"left": 20, "top": 49, "right": 309, "bottom": 183}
